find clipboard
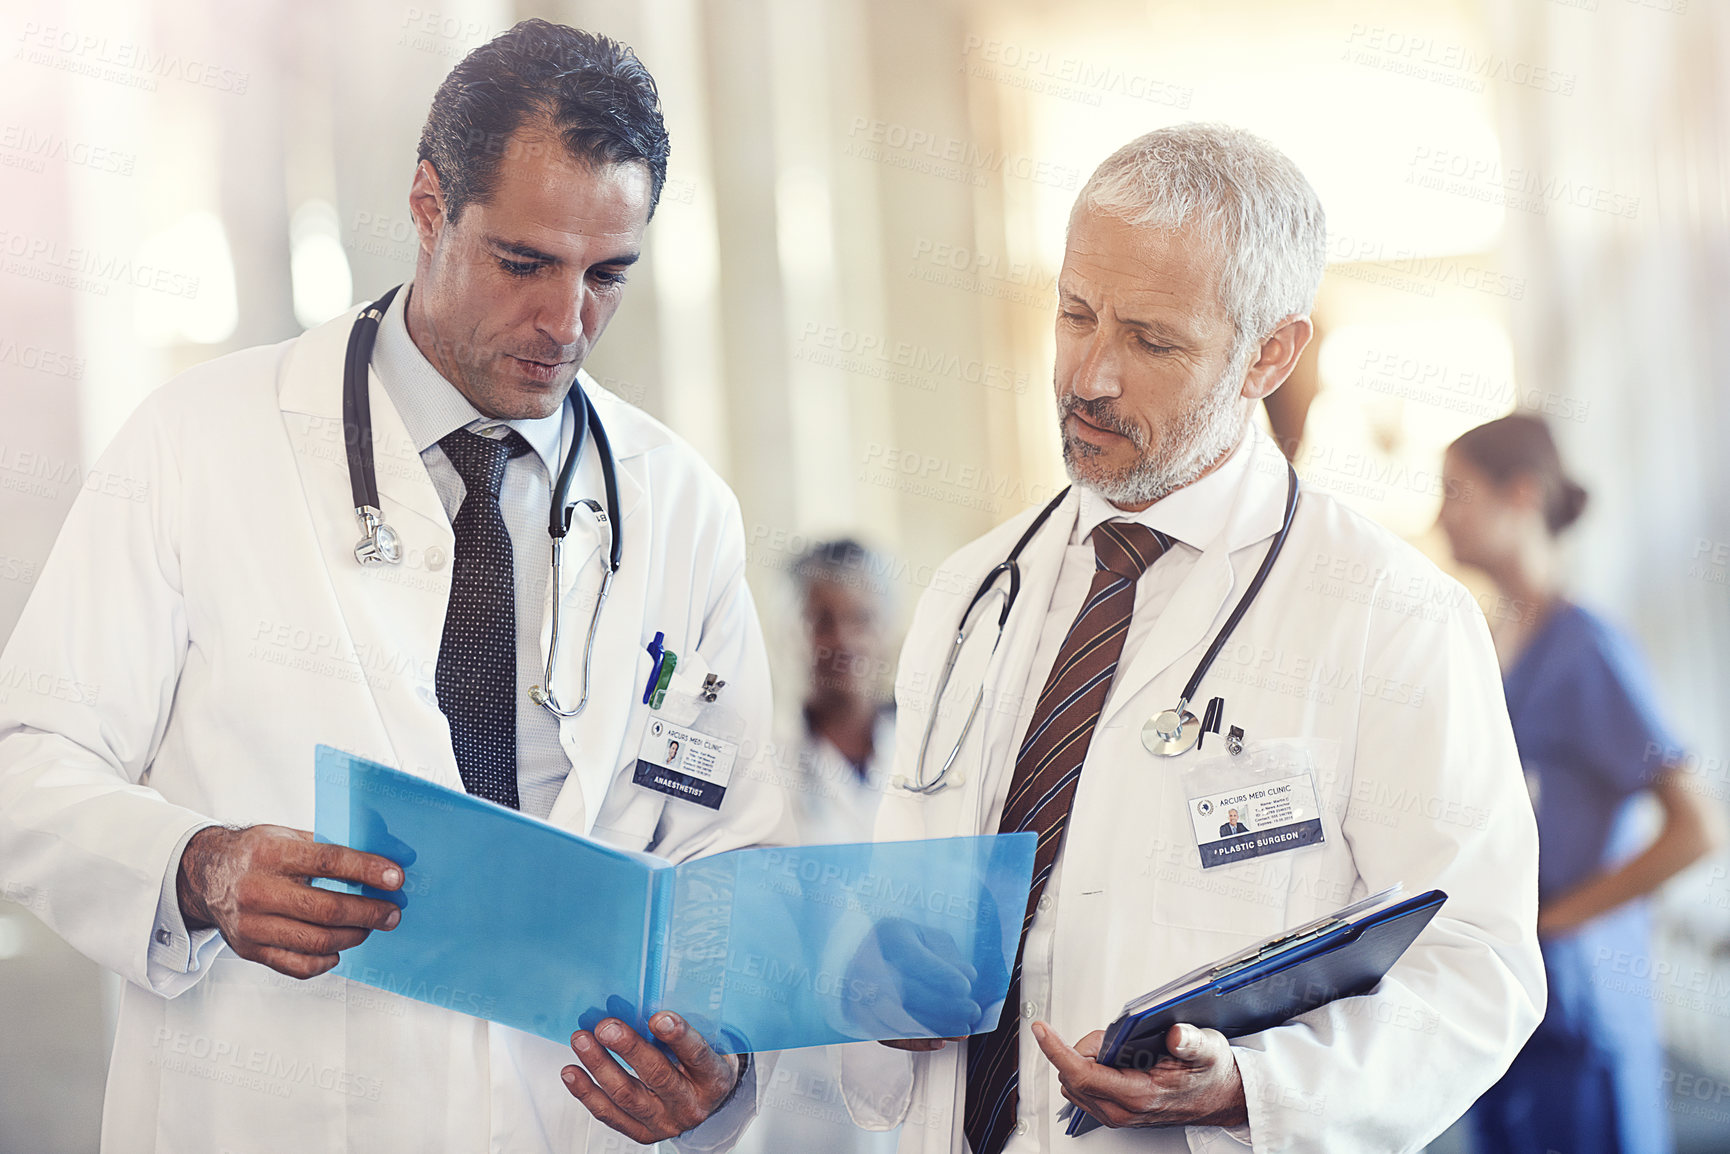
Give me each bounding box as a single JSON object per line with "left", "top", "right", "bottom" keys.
{"left": 1063, "top": 887, "right": 1447, "bottom": 1137}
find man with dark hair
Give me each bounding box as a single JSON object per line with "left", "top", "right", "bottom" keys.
{"left": 417, "top": 19, "right": 672, "bottom": 225}
{"left": 0, "top": 20, "right": 784, "bottom": 1153}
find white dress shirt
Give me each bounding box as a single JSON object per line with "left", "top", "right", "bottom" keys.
{"left": 990, "top": 437, "right": 1257, "bottom": 1152}
{"left": 370, "top": 282, "right": 593, "bottom": 820}
{"left": 146, "top": 284, "right": 599, "bottom": 981}
{"left": 788, "top": 707, "right": 898, "bottom": 846}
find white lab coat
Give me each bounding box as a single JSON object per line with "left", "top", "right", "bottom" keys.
{"left": 0, "top": 305, "right": 788, "bottom": 1153}
{"left": 735, "top": 713, "right": 901, "bottom": 1154}
{"left": 839, "top": 428, "right": 1545, "bottom": 1153}
{"left": 783, "top": 711, "right": 897, "bottom": 848}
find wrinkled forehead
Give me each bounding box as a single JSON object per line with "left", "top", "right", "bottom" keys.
{"left": 462, "top": 126, "right": 653, "bottom": 240}
{"left": 1060, "top": 206, "right": 1233, "bottom": 330}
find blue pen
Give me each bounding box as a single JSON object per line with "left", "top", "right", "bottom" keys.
{"left": 642, "top": 632, "right": 666, "bottom": 705}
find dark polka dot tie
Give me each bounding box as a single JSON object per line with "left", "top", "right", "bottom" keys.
{"left": 435, "top": 427, "right": 532, "bottom": 809}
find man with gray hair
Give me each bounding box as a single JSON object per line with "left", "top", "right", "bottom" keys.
{"left": 840, "top": 124, "right": 1544, "bottom": 1152}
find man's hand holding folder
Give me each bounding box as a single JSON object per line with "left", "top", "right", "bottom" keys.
{"left": 1034, "top": 1020, "right": 1249, "bottom": 1129}
{"left": 563, "top": 1011, "right": 744, "bottom": 1145}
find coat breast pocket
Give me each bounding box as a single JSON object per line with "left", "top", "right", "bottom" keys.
{"left": 583, "top": 647, "right": 667, "bottom": 846}
{"left": 1149, "top": 837, "right": 1294, "bottom": 937}
{"left": 1137, "top": 780, "right": 1294, "bottom": 940}
{"left": 1145, "top": 737, "right": 1338, "bottom": 938}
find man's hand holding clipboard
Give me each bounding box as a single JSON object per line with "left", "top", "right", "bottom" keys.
{"left": 1052, "top": 886, "right": 1447, "bottom": 1136}
{"left": 1037, "top": 1019, "right": 1251, "bottom": 1130}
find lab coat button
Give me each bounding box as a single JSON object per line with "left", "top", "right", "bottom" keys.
{"left": 1014, "top": 1120, "right": 1029, "bottom": 1137}
{"left": 1036, "top": 894, "right": 1052, "bottom": 913}
{"left": 1022, "top": 1001, "right": 1037, "bottom": 1020}
{"left": 423, "top": 545, "right": 446, "bottom": 572}
{"left": 417, "top": 685, "right": 438, "bottom": 706}
{"left": 154, "top": 928, "right": 171, "bottom": 945}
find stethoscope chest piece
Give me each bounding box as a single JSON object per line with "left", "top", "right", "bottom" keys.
{"left": 353, "top": 506, "right": 402, "bottom": 566}
{"left": 909, "top": 460, "right": 1301, "bottom": 788}
{"left": 1141, "top": 707, "right": 1200, "bottom": 757}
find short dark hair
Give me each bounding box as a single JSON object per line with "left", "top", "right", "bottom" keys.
{"left": 793, "top": 538, "right": 894, "bottom": 605}
{"left": 417, "top": 19, "right": 671, "bottom": 223}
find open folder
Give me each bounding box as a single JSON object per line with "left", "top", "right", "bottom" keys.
{"left": 311, "top": 746, "right": 1034, "bottom": 1054}
{"left": 1062, "top": 886, "right": 1447, "bottom": 1137}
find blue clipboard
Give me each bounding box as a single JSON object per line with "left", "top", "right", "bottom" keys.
{"left": 1064, "top": 888, "right": 1447, "bottom": 1137}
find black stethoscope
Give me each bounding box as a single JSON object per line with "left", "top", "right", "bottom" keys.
{"left": 903, "top": 460, "right": 1301, "bottom": 793}
{"left": 342, "top": 284, "right": 624, "bottom": 718}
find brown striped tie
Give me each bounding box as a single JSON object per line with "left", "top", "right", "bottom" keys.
{"left": 963, "top": 519, "right": 1170, "bottom": 1154}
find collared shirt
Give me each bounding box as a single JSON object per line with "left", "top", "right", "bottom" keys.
{"left": 371, "top": 284, "right": 583, "bottom": 820}
{"left": 990, "top": 433, "right": 1258, "bottom": 1152}
{"left": 146, "top": 291, "right": 591, "bottom": 981}
{"left": 787, "top": 708, "right": 898, "bottom": 847}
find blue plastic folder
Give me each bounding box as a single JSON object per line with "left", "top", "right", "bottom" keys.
{"left": 1064, "top": 887, "right": 1447, "bottom": 1137}
{"left": 312, "top": 746, "right": 1035, "bottom": 1053}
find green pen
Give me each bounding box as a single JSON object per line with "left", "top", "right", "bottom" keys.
{"left": 648, "top": 651, "right": 677, "bottom": 709}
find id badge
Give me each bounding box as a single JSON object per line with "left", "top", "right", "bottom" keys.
{"left": 1179, "top": 741, "right": 1326, "bottom": 869}
{"left": 631, "top": 655, "right": 745, "bottom": 810}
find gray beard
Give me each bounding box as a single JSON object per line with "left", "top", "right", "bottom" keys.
{"left": 1058, "top": 358, "right": 1250, "bottom": 507}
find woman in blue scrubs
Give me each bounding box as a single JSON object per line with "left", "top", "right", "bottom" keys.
{"left": 1438, "top": 414, "right": 1722, "bottom": 1154}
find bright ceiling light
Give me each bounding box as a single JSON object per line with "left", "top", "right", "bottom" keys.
{"left": 290, "top": 200, "right": 354, "bottom": 330}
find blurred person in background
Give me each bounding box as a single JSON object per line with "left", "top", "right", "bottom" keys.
{"left": 784, "top": 539, "right": 899, "bottom": 846}
{"left": 1440, "top": 413, "right": 1724, "bottom": 1154}
{"left": 734, "top": 539, "right": 900, "bottom": 1154}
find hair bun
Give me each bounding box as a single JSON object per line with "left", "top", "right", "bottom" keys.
{"left": 1553, "top": 479, "right": 1589, "bottom": 533}
{"left": 1450, "top": 412, "right": 1588, "bottom": 537}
